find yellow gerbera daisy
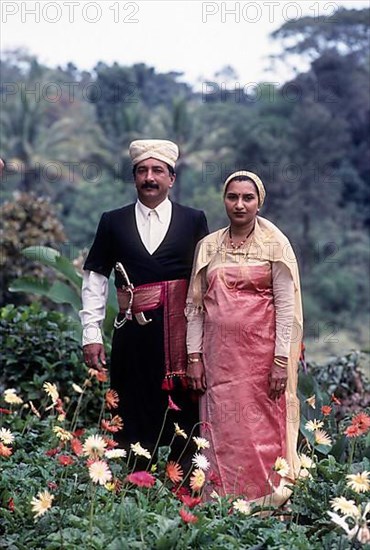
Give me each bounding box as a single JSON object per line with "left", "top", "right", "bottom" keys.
{"left": 43, "top": 382, "right": 59, "bottom": 404}
{"left": 89, "top": 460, "right": 112, "bottom": 485}
{"left": 273, "top": 457, "right": 290, "bottom": 477}
{"left": 233, "top": 498, "right": 251, "bottom": 515}
{"left": 193, "top": 436, "right": 210, "bottom": 450}
{"left": 130, "top": 442, "right": 151, "bottom": 459}
{"left": 53, "top": 426, "right": 73, "bottom": 441}
{"left": 3, "top": 389, "right": 23, "bottom": 405}
{"left": 305, "top": 419, "right": 324, "bottom": 432}
{"left": 314, "top": 429, "right": 332, "bottom": 447}
{"left": 346, "top": 471, "right": 370, "bottom": 493}
{"left": 190, "top": 468, "right": 205, "bottom": 492}
{"left": 331, "top": 496, "right": 360, "bottom": 518}
{"left": 174, "top": 423, "right": 187, "bottom": 439}
{"left": 31, "top": 490, "right": 54, "bottom": 518}
{"left": 0, "top": 428, "right": 14, "bottom": 445}
{"left": 83, "top": 435, "right": 107, "bottom": 457}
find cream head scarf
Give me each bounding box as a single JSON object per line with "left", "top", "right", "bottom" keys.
{"left": 223, "top": 170, "right": 266, "bottom": 207}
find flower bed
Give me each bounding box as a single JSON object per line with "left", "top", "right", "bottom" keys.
{"left": 0, "top": 357, "right": 369, "bottom": 549}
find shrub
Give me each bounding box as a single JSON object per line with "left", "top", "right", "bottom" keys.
{"left": 0, "top": 193, "right": 66, "bottom": 306}
{"left": 0, "top": 303, "right": 103, "bottom": 422}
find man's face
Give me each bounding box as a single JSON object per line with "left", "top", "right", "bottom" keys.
{"left": 134, "top": 158, "right": 175, "bottom": 208}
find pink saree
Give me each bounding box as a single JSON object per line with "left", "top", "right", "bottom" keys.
{"left": 187, "top": 219, "right": 303, "bottom": 506}
{"left": 200, "top": 259, "right": 287, "bottom": 499}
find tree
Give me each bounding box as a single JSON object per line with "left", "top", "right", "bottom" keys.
{"left": 271, "top": 7, "right": 370, "bottom": 63}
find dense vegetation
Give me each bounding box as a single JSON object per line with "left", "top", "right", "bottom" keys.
{"left": 0, "top": 306, "right": 369, "bottom": 548}
{"left": 0, "top": 7, "right": 369, "bottom": 344}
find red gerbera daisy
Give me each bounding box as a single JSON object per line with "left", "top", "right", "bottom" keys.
{"left": 179, "top": 508, "right": 198, "bottom": 524}
{"left": 58, "top": 454, "right": 75, "bottom": 466}
{"left": 70, "top": 437, "right": 83, "bottom": 456}
{"left": 180, "top": 495, "right": 202, "bottom": 508}
{"left": 125, "top": 471, "right": 156, "bottom": 488}
{"left": 344, "top": 424, "right": 362, "bottom": 438}
{"left": 101, "top": 415, "right": 124, "bottom": 433}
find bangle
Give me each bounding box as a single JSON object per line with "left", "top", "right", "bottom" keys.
{"left": 274, "top": 358, "right": 288, "bottom": 368}
{"left": 188, "top": 357, "right": 201, "bottom": 363}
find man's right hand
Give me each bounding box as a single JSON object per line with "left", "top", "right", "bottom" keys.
{"left": 83, "top": 343, "right": 106, "bottom": 369}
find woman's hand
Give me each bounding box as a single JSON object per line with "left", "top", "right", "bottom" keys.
{"left": 268, "top": 358, "right": 288, "bottom": 400}
{"left": 186, "top": 354, "right": 207, "bottom": 393}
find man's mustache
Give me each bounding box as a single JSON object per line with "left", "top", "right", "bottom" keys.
{"left": 141, "top": 182, "right": 159, "bottom": 189}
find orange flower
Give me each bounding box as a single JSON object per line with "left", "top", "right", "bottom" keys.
{"left": 88, "top": 368, "right": 108, "bottom": 383}
{"left": 321, "top": 405, "right": 332, "bottom": 416}
{"left": 58, "top": 454, "right": 74, "bottom": 466}
{"left": 190, "top": 468, "right": 205, "bottom": 492}
{"left": 0, "top": 442, "right": 12, "bottom": 457}
{"left": 103, "top": 436, "right": 118, "bottom": 449}
{"left": 70, "top": 438, "right": 83, "bottom": 456}
{"left": 331, "top": 394, "right": 341, "bottom": 405}
{"left": 345, "top": 425, "right": 362, "bottom": 438}
{"left": 352, "top": 412, "right": 370, "bottom": 434}
{"left": 166, "top": 461, "right": 183, "bottom": 483}
{"left": 179, "top": 508, "right": 198, "bottom": 524}
{"left": 105, "top": 389, "right": 119, "bottom": 410}
{"left": 101, "top": 415, "right": 124, "bottom": 433}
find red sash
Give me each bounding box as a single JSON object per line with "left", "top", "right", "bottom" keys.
{"left": 117, "top": 279, "right": 188, "bottom": 390}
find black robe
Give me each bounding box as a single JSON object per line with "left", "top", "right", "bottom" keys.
{"left": 84, "top": 202, "right": 208, "bottom": 454}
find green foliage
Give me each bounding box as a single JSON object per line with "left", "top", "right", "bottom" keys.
{"left": 1, "top": 364, "right": 369, "bottom": 548}
{"left": 9, "top": 246, "right": 118, "bottom": 341}
{"left": 271, "top": 7, "right": 370, "bottom": 61}
{"left": 0, "top": 193, "right": 66, "bottom": 307}
{"left": 0, "top": 304, "right": 104, "bottom": 421}
{"left": 1, "top": 6, "right": 369, "bottom": 340}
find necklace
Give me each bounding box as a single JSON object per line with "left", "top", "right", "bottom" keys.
{"left": 229, "top": 226, "right": 254, "bottom": 252}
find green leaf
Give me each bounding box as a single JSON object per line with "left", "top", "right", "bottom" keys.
{"left": 9, "top": 277, "right": 52, "bottom": 295}
{"left": 47, "top": 281, "right": 82, "bottom": 310}
{"left": 22, "top": 246, "right": 82, "bottom": 289}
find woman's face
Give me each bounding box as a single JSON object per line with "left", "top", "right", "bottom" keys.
{"left": 224, "top": 179, "right": 259, "bottom": 227}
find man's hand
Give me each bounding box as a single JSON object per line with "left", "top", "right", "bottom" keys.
{"left": 0, "top": 158, "right": 4, "bottom": 175}
{"left": 83, "top": 343, "right": 106, "bottom": 370}
{"left": 268, "top": 363, "right": 288, "bottom": 400}
{"left": 186, "top": 355, "right": 207, "bottom": 393}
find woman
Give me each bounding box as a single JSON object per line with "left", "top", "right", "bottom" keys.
{"left": 185, "top": 171, "right": 303, "bottom": 507}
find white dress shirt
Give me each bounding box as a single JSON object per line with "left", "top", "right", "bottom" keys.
{"left": 79, "top": 198, "right": 172, "bottom": 346}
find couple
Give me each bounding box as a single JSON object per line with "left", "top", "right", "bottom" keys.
{"left": 80, "top": 139, "right": 303, "bottom": 507}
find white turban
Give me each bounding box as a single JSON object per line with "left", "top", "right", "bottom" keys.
{"left": 129, "top": 139, "right": 179, "bottom": 169}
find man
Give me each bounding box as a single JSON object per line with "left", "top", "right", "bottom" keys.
{"left": 80, "top": 139, "right": 208, "bottom": 455}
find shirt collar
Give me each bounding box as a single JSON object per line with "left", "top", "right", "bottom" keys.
{"left": 136, "top": 197, "right": 171, "bottom": 223}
